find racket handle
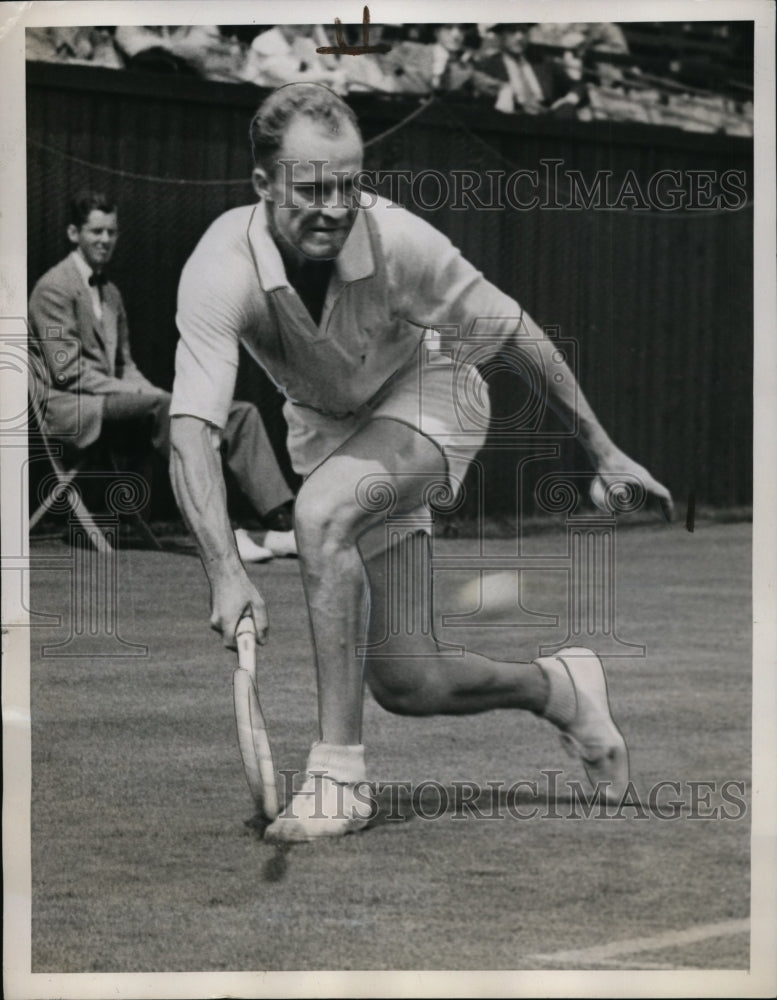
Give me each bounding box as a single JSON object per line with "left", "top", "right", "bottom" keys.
{"left": 236, "top": 610, "right": 256, "bottom": 675}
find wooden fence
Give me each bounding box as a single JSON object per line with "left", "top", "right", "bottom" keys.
{"left": 26, "top": 62, "right": 753, "bottom": 517}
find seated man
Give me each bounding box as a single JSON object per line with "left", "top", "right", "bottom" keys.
{"left": 477, "top": 23, "right": 587, "bottom": 115}
{"left": 26, "top": 26, "right": 124, "bottom": 69}
{"left": 243, "top": 25, "right": 347, "bottom": 92}
{"left": 339, "top": 24, "right": 404, "bottom": 95}
{"left": 28, "top": 190, "right": 295, "bottom": 560}
{"left": 382, "top": 23, "right": 502, "bottom": 97}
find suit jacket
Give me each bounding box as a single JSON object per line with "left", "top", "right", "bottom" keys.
{"left": 28, "top": 254, "right": 155, "bottom": 448}
{"left": 475, "top": 51, "right": 584, "bottom": 109}
{"left": 380, "top": 42, "right": 480, "bottom": 95}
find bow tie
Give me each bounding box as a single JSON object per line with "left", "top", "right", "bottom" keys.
{"left": 88, "top": 272, "right": 108, "bottom": 288}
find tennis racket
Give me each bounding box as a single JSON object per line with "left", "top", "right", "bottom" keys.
{"left": 233, "top": 608, "right": 279, "bottom": 819}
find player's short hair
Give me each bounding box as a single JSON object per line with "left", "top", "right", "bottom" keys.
{"left": 249, "top": 83, "right": 362, "bottom": 174}
{"left": 68, "top": 190, "right": 117, "bottom": 228}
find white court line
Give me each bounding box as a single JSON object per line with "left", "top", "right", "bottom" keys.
{"left": 529, "top": 918, "right": 749, "bottom": 965}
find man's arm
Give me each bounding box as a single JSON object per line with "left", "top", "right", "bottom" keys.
{"left": 514, "top": 310, "right": 674, "bottom": 519}
{"left": 169, "top": 414, "right": 268, "bottom": 648}
{"left": 391, "top": 206, "right": 673, "bottom": 519}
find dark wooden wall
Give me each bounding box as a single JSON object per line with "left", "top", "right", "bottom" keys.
{"left": 26, "top": 63, "right": 753, "bottom": 517}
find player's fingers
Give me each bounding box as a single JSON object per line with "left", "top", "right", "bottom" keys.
{"left": 215, "top": 631, "right": 238, "bottom": 651}
{"left": 221, "top": 621, "right": 239, "bottom": 651}
{"left": 645, "top": 480, "right": 674, "bottom": 522}
{"left": 230, "top": 600, "right": 268, "bottom": 646}
{"left": 658, "top": 492, "right": 674, "bottom": 523}
{"left": 209, "top": 611, "right": 240, "bottom": 650}
{"left": 252, "top": 605, "right": 269, "bottom": 645}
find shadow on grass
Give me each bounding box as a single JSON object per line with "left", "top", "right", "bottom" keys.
{"left": 362, "top": 782, "right": 747, "bottom": 825}
{"left": 236, "top": 782, "right": 697, "bottom": 868}
{"left": 365, "top": 784, "right": 602, "bottom": 828}
{"left": 243, "top": 811, "right": 292, "bottom": 882}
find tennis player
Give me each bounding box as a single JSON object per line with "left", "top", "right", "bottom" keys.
{"left": 170, "top": 83, "right": 673, "bottom": 841}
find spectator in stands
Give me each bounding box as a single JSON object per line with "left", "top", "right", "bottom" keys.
{"left": 525, "top": 22, "right": 631, "bottom": 88}
{"left": 585, "top": 22, "right": 630, "bottom": 55}
{"left": 339, "top": 24, "right": 405, "bottom": 94}
{"left": 114, "top": 26, "right": 193, "bottom": 73}
{"left": 25, "top": 20, "right": 752, "bottom": 139}
{"left": 358, "top": 30, "right": 431, "bottom": 95}
{"left": 113, "top": 25, "right": 250, "bottom": 81}
{"left": 477, "top": 23, "right": 587, "bottom": 116}
{"left": 26, "top": 27, "right": 60, "bottom": 63}
{"left": 476, "top": 23, "right": 501, "bottom": 60}
{"left": 381, "top": 23, "right": 501, "bottom": 97}
{"left": 243, "top": 24, "right": 347, "bottom": 92}
{"left": 171, "top": 26, "right": 252, "bottom": 83}
{"left": 26, "top": 26, "right": 123, "bottom": 69}
{"left": 218, "top": 25, "right": 266, "bottom": 48}
{"left": 526, "top": 22, "right": 629, "bottom": 54}
{"left": 28, "top": 190, "right": 296, "bottom": 560}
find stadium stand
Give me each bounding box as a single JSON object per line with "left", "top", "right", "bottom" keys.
{"left": 25, "top": 22, "right": 753, "bottom": 136}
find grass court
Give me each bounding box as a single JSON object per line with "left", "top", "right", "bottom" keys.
{"left": 29, "top": 519, "right": 751, "bottom": 973}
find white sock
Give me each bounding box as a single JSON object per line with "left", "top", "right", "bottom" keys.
{"left": 535, "top": 654, "right": 577, "bottom": 728}
{"left": 306, "top": 741, "right": 367, "bottom": 784}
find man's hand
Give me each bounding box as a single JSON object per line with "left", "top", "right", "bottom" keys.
{"left": 593, "top": 449, "right": 674, "bottom": 522}
{"left": 210, "top": 572, "right": 269, "bottom": 649}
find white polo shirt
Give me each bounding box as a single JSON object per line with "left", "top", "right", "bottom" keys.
{"left": 171, "top": 195, "right": 523, "bottom": 429}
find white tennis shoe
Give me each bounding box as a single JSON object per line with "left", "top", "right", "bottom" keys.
{"left": 263, "top": 529, "right": 298, "bottom": 558}
{"left": 234, "top": 528, "right": 273, "bottom": 563}
{"left": 264, "top": 742, "right": 372, "bottom": 842}
{"left": 535, "top": 646, "right": 630, "bottom": 804}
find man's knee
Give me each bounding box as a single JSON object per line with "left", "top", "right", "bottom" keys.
{"left": 294, "top": 473, "right": 361, "bottom": 555}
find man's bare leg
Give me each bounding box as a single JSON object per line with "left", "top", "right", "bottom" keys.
{"left": 265, "top": 419, "right": 627, "bottom": 842}
{"left": 266, "top": 419, "right": 467, "bottom": 841}
{"left": 361, "top": 531, "right": 549, "bottom": 717}
{"left": 291, "top": 420, "right": 449, "bottom": 746}
{"left": 362, "top": 530, "right": 629, "bottom": 808}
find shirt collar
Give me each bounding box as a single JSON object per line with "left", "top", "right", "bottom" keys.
{"left": 247, "top": 197, "right": 376, "bottom": 293}
{"left": 70, "top": 249, "right": 96, "bottom": 289}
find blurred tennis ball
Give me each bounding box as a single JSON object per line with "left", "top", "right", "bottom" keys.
{"left": 449, "top": 571, "right": 521, "bottom": 620}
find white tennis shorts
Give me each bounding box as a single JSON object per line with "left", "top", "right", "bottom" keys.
{"left": 284, "top": 355, "right": 491, "bottom": 501}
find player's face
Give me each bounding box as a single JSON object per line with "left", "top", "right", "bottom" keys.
{"left": 67, "top": 210, "right": 119, "bottom": 271}
{"left": 255, "top": 116, "right": 363, "bottom": 262}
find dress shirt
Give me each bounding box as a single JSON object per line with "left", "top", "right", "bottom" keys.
{"left": 70, "top": 249, "right": 104, "bottom": 321}
{"left": 504, "top": 53, "right": 545, "bottom": 106}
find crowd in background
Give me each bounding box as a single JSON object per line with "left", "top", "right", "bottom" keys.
{"left": 26, "top": 22, "right": 753, "bottom": 137}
